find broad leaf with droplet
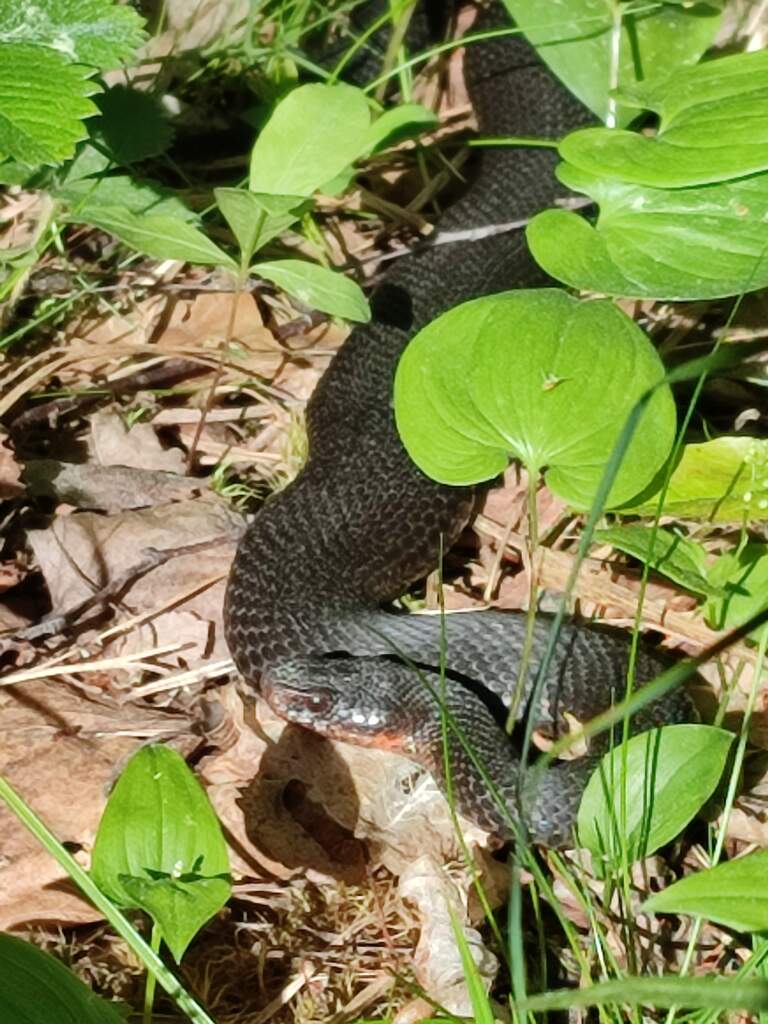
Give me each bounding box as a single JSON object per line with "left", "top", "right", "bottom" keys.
{"left": 578, "top": 724, "right": 732, "bottom": 865}
{"left": 627, "top": 436, "right": 768, "bottom": 522}
{"left": 527, "top": 165, "right": 768, "bottom": 300}
{"left": 91, "top": 744, "right": 231, "bottom": 963}
{"left": 394, "top": 289, "right": 675, "bottom": 509}
{"left": 644, "top": 850, "right": 768, "bottom": 932}
{"left": 561, "top": 48, "right": 768, "bottom": 187}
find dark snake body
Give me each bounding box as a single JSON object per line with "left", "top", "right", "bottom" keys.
{"left": 224, "top": 3, "right": 693, "bottom": 846}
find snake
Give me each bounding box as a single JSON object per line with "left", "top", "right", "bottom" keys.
{"left": 224, "top": 0, "right": 694, "bottom": 847}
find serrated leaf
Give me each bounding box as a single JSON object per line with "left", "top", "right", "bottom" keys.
{"left": 628, "top": 436, "right": 768, "bottom": 522}
{"left": 71, "top": 205, "right": 236, "bottom": 269}
{"left": 527, "top": 166, "right": 768, "bottom": 301}
{"left": 0, "top": 0, "right": 146, "bottom": 68}
{"left": 254, "top": 258, "right": 370, "bottom": 322}
{"left": 578, "top": 725, "right": 733, "bottom": 864}
{"left": 643, "top": 850, "right": 768, "bottom": 932}
{"left": 0, "top": 932, "right": 125, "bottom": 1024}
{"left": 249, "top": 82, "right": 370, "bottom": 197}
{"left": 595, "top": 525, "right": 718, "bottom": 597}
{"left": 215, "top": 188, "right": 305, "bottom": 263}
{"left": 94, "top": 85, "right": 172, "bottom": 163}
{"left": 363, "top": 102, "right": 438, "bottom": 154}
{"left": 562, "top": 49, "right": 768, "bottom": 187}
{"left": 394, "top": 289, "right": 675, "bottom": 508}
{"left": 91, "top": 744, "right": 231, "bottom": 963}
{"left": 501, "top": 0, "right": 722, "bottom": 125}
{"left": 0, "top": 44, "right": 99, "bottom": 166}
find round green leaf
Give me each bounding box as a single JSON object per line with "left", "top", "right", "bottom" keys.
{"left": 249, "top": 83, "right": 370, "bottom": 198}
{"left": 578, "top": 724, "right": 733, "bottom": 864}
{"left": 91, "top": 744, "right": 231, "bottom": 963}
{"left": 254, "top": 259, "right": 370, "bottom": 322}
{"left": 394, "top": 289, "right": 675, "bottom": 509}
{"left": 644, "top": 849, "right": 768, "bottom": 932}
{"left": 0, "top": 933, "right": 125, "bottom": 1024}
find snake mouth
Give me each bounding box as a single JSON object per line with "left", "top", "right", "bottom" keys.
{"left": 262, "top": 680, "right": 414, "bottom": 754}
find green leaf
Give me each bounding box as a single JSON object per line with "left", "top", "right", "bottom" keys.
{"left": 0, "top": 44, "right": 99, "bottom": 165}
{"left": 527, "top": 167, "right": 768, "bottom": 300}
{"left": 516, "top": 975, "right": 768, "bottom": 1014}
{"left": 249, "top": 82, "right": 370, "bottom": 197}
{"left": 643, "top": 850, "right": 768, "bottom": 932}
{"left": 0, "top": 932, "right": 126, "bottom": 1024}
{"left": 0, "top": 0, "right": 146, "bottom": 69}
{"left": 448, "top": 908, "right": 494, "bottom": 1024}
{"left": 94, "top": 85, "right": 172, "bottom": 163}
{"left": 594, "top": 525, "right": 718, "bottom": 597}
{"left": 500, "top": 0, "right": 722, "bottom": 126}
{"left": 705, "top": 544, "right": 768, "bottom": 642}
{"left": 214, "top": 188, "right": 305, "bottom": 264}
{"left": 60, "top": 174, "right": 196, "bottom": 221}
{"left": 578, "top": 725, "right": 733, "bottom": 864}
{"left": 91, "top": 744, "right": 231, "bottom": 963}
{"left": 69, "top": 206, "right": 236, "bottom": 269}
{"left": 363, "top": 102, "right": 439, "bottom": 154}
{"left": 254, "top": 258, "right": 370, "bottom": 322}
{"left": 629, "top": 437, "right": 768, "bottom": 522}
{"left": 394, "top": 289, "right": 675, "bottom": 508}
{"left": 561, "top": 49, "right": 768, "bottom": 187}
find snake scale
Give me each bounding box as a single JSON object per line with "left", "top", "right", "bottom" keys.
{"left": 224, "top": 0, "right": 694, "bottom": 847}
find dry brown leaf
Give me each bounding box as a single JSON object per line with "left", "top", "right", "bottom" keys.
{"left": 26, "top": 498, "right": 242, "bottom": 660}
{"left": 0, "top": 679, "right": 194, "bottom": 929}
{"left": 89, "top": 408, "right": 187, "bottom": 474}
{"left": 156, "top": 292, "right": 284, "bottom": 379}
{"left": 24, "top": 460, "right": 202, "bottom": 512}
{"left": 0, "top": 429, "right": 23, "bottom": 499}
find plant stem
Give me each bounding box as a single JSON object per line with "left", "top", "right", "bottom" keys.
{"left": 142, "top": 921, "right": 162, "bottom": 1024}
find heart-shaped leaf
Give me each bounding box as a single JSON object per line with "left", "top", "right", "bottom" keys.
{"left": 394, "top": 289, "right": 675, "bottom": 509}
{"left": 561, "top": 48, "right": 768, "bottom": 187}
{"left": 527, "top": 166, "right": 768, "bottom": 300}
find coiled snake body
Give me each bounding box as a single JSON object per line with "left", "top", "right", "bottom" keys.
{"left": 224, "top": 2, "right": 693, "bottom": 846}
